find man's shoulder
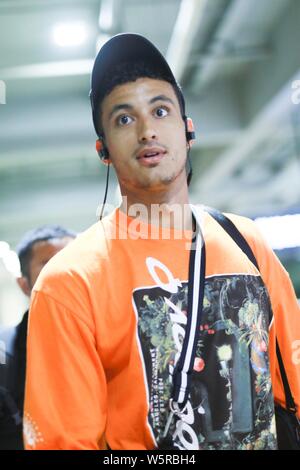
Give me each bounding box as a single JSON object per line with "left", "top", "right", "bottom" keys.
{"left": 223, "top": 212, "right": 266, "bottom": 245}
{"left": 203, "top": 207, "right": 267, "bottom": 252}
{"left": 223, "top": 212, "right": 257, "bottom": 233}
{"left": 202, "top": 206, "right": 259, "bottom": 238}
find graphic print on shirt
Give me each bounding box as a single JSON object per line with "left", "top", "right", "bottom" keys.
{"left": 132, "top": 257, "right": 277, "bottom": 450}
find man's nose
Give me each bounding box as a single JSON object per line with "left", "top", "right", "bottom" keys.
{"left": 138, "top": 117, "right": 157, "bottom": 142}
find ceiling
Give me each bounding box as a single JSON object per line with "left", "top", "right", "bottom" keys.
{"left": 0, "top": 0, "right": 300, "bottom": 247}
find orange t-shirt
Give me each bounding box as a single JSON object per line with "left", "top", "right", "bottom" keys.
{"left": 23, "top": 208, "right": 300, "bottom": 450}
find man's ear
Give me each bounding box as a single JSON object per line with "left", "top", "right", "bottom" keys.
{"left": 16, "top": 276, "right": 31, "bottom": 297}
{"left": 186, "top": 117, "right": 196, "bottom": 147}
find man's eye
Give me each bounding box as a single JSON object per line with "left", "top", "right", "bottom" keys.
{"left": 117, "top": 115, "right": 132, "bottom": 126}
{"left": 155, "top": 107, "right": 168, "bottom": 118}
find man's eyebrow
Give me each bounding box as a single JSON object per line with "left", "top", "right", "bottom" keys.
{"left": 109, "top": 103, "right": 133, "bottom": 120}
{"left": 149, "top": 95, "right": 175, "bottom": 106}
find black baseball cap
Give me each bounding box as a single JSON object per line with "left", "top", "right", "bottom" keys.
{"left": 89, "top": 33, "right": 186, "bottom": 137}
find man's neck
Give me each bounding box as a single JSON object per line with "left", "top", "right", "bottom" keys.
{"left": 119, "top": 183, "right": 193, "bottom": 232}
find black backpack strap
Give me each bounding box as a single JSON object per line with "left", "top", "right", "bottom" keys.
{"left": 276, "top": 340, "right": 297, "bottom": 412}
{"left": 204, "top": 206, "right": 259, "bottom": 270}
{"left": 204, "top": 205, "right": 297, "bottom": 413}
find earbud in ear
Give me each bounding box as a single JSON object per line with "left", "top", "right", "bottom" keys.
{"left": 96, "top": 138, "right": 110, "bottom": 163}
{"left": 185, "top": 117, "right": 196, "bottom": 145}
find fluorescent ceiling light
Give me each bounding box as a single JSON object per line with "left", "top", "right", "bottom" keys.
{"left": 53, "top": 22, "right": 88, "bottom": 47}
{"left": 0, "top": 59, "right": 93, "bottom": 79}
{"left": 99, "top": 0, "right": 114, "bottom": 31}
{"left": 254, "top": 214, "right": 300, "bottom": 250}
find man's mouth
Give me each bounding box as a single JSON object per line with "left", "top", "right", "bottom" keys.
{"left": 136, "top": 148, "right": 167, "bottom": 166}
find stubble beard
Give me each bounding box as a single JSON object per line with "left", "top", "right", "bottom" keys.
{"left": 135, "top": 157, "right": 187, "bottom": 190}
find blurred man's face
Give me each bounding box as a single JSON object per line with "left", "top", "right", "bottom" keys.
{"left": 17, "top": 237, "right": 73, "bottom": 297}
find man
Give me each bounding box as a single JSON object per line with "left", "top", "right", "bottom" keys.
{"left": 24, "top": 34, "right": 300, "bottom": 450}
{"left": 0, "top": 225, "right": 75, "bottom": 449}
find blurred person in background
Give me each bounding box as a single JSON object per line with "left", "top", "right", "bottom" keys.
{"left": 24, "top": 34, "right": 300, "bottom": 450}
{"left": 0, "top": 225, "right": 75, "bottom": 449}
